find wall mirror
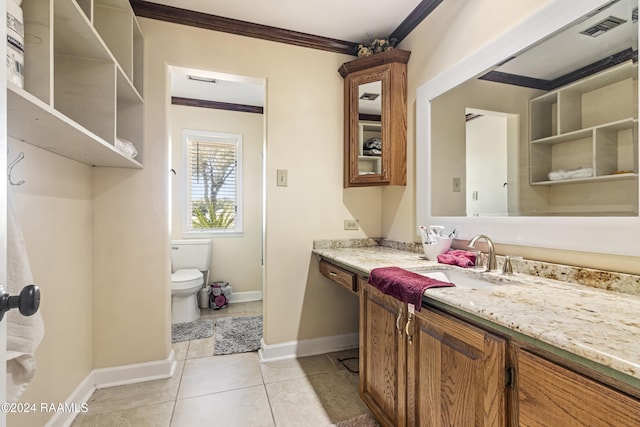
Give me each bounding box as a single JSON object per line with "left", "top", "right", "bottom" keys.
{"left": 357, "top": 80, "right": 383, "bottom": 176}
{"left": 416, "top": 0, "right": 640, "bottom": 256}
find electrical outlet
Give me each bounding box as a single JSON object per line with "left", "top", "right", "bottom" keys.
{"left": 453, "top": 177, "right": 461, "bottom": 192}
{"left": 344, "top": 219, "right": 359, "bottom": 230}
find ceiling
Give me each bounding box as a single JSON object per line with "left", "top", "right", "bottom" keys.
{"left": 162, "top": 0, "right": 424, "bottom": 108}
{"left": 164, "top": 0, "right": 637, "bottom": 109}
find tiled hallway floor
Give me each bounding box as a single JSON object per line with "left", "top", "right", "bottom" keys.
{"left": 71, "top": 301, "right": 369, "bottom": 426}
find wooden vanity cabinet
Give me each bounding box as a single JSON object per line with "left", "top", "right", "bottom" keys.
{"left": 359, "top": 282, "right": 507, "bottom": 427}
{"left": 360, "top": 280, "right": 408, "bottom": 427}
{"left": 358, "top": 278, "right": 640, "bottom": 426}
{"left": 339, "top": 50, "right": 410, "bottom": 187}
{"left": 514, "top": 347, "right": 640, "bottom": 426}
{"left": 407, "top": 308, "right": 507, "bottom": 427}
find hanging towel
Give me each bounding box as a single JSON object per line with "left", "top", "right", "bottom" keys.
{"left": 6, "top": 190, "right": 44, "bottom": 402}
{"left": 368, "top": 267, "right": 455, "bottom": 310}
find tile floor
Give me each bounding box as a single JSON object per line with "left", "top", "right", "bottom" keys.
{"left": 71, "top": 301, "right": 369, "bottom": 426}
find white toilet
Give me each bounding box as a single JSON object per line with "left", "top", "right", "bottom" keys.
{"left": 170, "top": 239, "right": 211, "bottom": 324}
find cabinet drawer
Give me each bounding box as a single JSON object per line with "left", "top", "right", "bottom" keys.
{"left": 319, "top": 260, "right": 357, "bottom": 293}
{"left": 517, "top": 349, "right": 640, "bottom": 426}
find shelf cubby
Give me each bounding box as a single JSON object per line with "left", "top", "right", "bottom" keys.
{"left": 7, "top": 0, "right": 144, "bottom": 168}
{"left": 529, "top": 62, "right": 637, "bottom": 186}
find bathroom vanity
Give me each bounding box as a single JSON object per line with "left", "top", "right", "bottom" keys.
{"left": 313, "top": 241, "right": 640, "bottom": 426}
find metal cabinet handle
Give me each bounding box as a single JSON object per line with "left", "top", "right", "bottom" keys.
{"left": 405, "top": 313, "right": 414, "bottom": 345}
{"left": 396, "top": 308, "right": 404, "bottom": 335}
{"left": 329, "top": 271, "right": 338, "bottom": 277}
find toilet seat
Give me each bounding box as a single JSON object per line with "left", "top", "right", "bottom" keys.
{"left": 171, "top": 269, "right": 203, "bottom": 290}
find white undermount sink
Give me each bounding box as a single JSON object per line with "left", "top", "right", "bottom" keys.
{"left": 414, "top": 269, "right": 504, "bottom": 289}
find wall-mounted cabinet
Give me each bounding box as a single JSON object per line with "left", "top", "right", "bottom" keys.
{"left": 339, "top": 50, "right": 409, "bottom": 187}
{"left": 8, "top": 0, "right": 144, "bottom": 168}
{"left": 529, "top": 62, "right": 638, "bottom": 185}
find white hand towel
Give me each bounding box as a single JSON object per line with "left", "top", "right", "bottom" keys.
{"left": 6, "top": 190, "right": 44, "bottom": 402}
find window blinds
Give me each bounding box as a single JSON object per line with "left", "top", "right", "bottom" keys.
{"left": 186, "top": 135, "right": 238, "bottom": 231}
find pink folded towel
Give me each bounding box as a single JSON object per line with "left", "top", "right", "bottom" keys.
{"left": 368, "top": 267, "right": 455, "bottom": 310}
{"left": 437, "top": 250, "right": 477, "bottom": 268}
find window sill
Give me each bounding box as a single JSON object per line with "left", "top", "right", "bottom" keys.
{"left": 182, "top": 231, "right": 244, "bottom": 238}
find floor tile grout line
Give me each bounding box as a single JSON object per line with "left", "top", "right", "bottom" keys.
{"left": 262, "top": 382, "right": 279, "bottom": 427}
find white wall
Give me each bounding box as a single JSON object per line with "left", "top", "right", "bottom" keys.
{"left": 170, "top": 105, "right": 263, "bottom": 294}
{"left": 7, "top": 139, "right": 93, "bottom": 427}
{"left": 140, "top": 18, "right": 381, "bottom": 348}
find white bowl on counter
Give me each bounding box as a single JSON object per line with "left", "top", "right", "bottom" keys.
{"left": 422, "top": 237, "right": 452, "bottom": 261}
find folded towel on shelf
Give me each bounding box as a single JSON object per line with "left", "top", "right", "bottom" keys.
{"left": 368, "top": 267, "right": 455, "bottom": 310}
{"left": 363, "top": 137, "right": 381, "bottom": 150}
{"left": 437, "top": 250, "right": 477, "bottom": 268}
{"left": 547, "top": 166, "right": 593, "bottom": 181}
{"left": 7, "top": 190, "right": 44, "bottom": 402}
{"left": 115, "top": 138, "right": 138, "bottom": 159}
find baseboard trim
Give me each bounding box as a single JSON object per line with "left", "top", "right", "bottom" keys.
{"left": 258, "top": 333, "right": 359, "bottom": 362}
{"left": 45, "top": 350, "right": 176, "bottom": 427}
{"left": 229, "top": 290, "right": 262, "bottom": 303}
{"left": 92, "top": 350, "right": 176, "bottom": 389}
{"left": 44, "top": 371, "right": 96, "bottom": 427}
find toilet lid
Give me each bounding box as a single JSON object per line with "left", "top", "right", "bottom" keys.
{"left": 171, "top": 269, "right": 203, "bottom": 283}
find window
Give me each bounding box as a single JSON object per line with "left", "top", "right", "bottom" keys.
{"left": 183, "top": 130, "right": 242, "bottom": 235}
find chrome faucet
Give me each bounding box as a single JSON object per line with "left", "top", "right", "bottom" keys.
{"left": 468, "top": 234, "right": 497, "bottom": 272}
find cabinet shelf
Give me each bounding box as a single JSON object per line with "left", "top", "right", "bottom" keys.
{"left": 530, "top": 172, "right": 637, "bottom": 186}
{"left": 531, "top": 118, "right": 636, "bottom": 145}
{"left": 529, "top": 62, "right": 638, "bottom": 191}
{"left": 8, "top": 0, "right": 144, "bottom": 168}
{"left": 8, "top": 84, "right": 142, "bottom": 168}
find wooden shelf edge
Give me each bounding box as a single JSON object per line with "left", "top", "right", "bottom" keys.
{"left": 530, "top": 172, "right": 637, "bottom": 186}
{"left": 531, "top": 118, "right": 636, "bottom": 144}
{"left": 338, "top": 49, "right": 411, "bottom": 78}
{"left": 8, "top": 85, "right": 142, "bottom": 168}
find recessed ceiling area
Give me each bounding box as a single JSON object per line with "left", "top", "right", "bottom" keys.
{"left": 490, "top": 0, "right": 637, "bottom": 82}
{"left": 170, "top": 67, "right": 265, "bottom": 108}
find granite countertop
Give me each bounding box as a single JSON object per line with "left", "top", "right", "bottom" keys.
{"left": 313, "top": 243, "right": 640, "bottom": 387}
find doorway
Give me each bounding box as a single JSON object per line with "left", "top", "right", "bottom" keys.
{"left": 168, "top": 66, "right": 265, "bottom": 354}
{"left": 465, "top": 108, "right": 519, "bottom": 217}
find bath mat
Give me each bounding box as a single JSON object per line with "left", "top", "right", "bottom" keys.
{"left": 214, "top": 315, "right": 263, "bottom": 355}
{"left": 329, "top": 413, "right": 380, "bottom": 427}
{"left": 171, "top": 319, "right": 214, "bottom": 343}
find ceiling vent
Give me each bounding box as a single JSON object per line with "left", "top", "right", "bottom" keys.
{"left": 465, "top": 113, "right": 483, "bottom": 122}
{"left": 360, "top": 93, "right": 379, "bottom": 101}
{"left": 188, "top": 75, "right": 218, "bottom": 84}
{"left": 580, "top": 16, "right": 627, "bottom": 37}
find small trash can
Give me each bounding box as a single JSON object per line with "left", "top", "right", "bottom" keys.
{"left": 198, "top": 284, "right": 210, "bottom": 309}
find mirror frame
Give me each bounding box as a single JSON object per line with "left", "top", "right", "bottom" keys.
{"left": 349, "top": 70, "right": 390, "bottom": 185}
{"left": 416, "top": 0, "right": 640, "bottom": 256}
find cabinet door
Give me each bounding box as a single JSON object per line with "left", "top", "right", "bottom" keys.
{"left": 408, "top": 308, "right": 506, "bottom": 427}
{"left": 360, "top": 282, "right": 407, "bottom": 427}
{"left": 517, "top": 349, "right": 640, "bottom": 426}
{"left": 345, "top": 69, "right": 391, "bottom": 186}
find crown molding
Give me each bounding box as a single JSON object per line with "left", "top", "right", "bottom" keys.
{"left": 172, "top": 97, "right": 264, "bottom": 114}
{"left": 129, "top": 0, "right": 359, "bottom": 55}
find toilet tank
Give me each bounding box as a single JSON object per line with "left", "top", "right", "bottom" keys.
{"left": 170, "top": 239, "right": 211, "bottom": 272}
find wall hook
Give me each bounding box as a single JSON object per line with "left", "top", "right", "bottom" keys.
{"left": 8, "top": 152, "right": 25, "bottom": 186}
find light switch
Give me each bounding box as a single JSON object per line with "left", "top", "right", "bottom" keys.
{"left": 277, "top": 169, "right": 288, "bottom": 187}
{"left": 453, "top": 177, "right": 461, "bottom": 192}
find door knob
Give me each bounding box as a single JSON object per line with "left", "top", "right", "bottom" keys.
{"left": 0, "top": 285, "right": 40, "bottom": 321}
